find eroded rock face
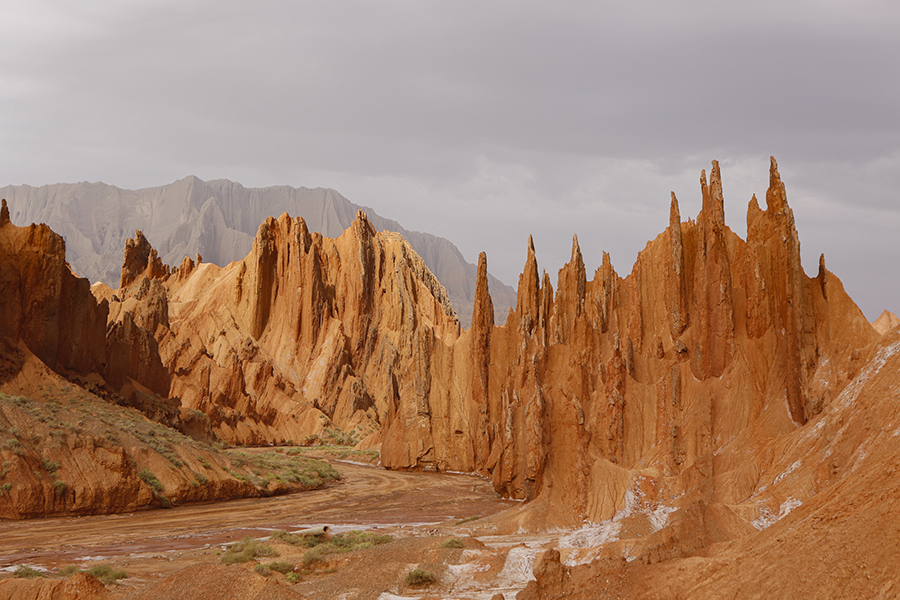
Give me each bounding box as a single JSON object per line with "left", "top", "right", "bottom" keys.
{"left": 115, "top": 210, "right": 462, "bottom": 446}
{"left": 873, "top": 309, "right": 900, "bottom": 335}
{"left": 0, "top": 202, "right": 167, "bottom": 400}
{"left": 379, "top": 158, "right": 878, "bottom": 526}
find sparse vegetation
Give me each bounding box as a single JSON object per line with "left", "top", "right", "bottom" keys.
{"left": 43, "top": 459, "right": 60, "bottom": 476}
{"left": 405, "top": 567, "right": 436, "bottom": 587}
{"left": 456, "top": 515, "right": 481, "bottom": 525}
{"left": 440, "top": 537, "right": 465, "bottom": 549}
{"left": 138, "top": 468, "right": 163, "bottom": 492}
{"left": 253, "top": 563, "right": 271, "bottom": 576}
{"left": 0, "top": 482, "right": 11, "bottom": 496}
{"left": 292, "top": 530, "right": 392, "bottom": 570}
{"left": 226, "top": 451, "right": 340, "bottom": 489}
{"left": 288, "top": 445, "right": 379, "bottom": 463}
{"left": 220, "top": 537, "right": 279, "bottom": 565}
{"left": 52, "top": 479, "right": 67, "bottom": 499}
{"left": 266, "top": 561, "right": 295, "bottom": 575}
{"left": 13, "top": 565, "right": 45, "bottom": 579}
{"left": 85, "top": 564, "right": 128, "bottom": 584}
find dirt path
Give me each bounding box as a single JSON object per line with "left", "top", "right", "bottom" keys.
{"left": 0, "top": 460, "right": 518, "bottom": 594}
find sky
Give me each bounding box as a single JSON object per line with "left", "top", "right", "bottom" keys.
{"left": 2, "top": 0, "right": 898, "bottom": 320}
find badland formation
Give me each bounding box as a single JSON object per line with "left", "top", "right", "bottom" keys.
{"left": 1, "top": 158, "right": 899, "bottom": 598}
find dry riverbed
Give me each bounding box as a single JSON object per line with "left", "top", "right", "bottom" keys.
{"left": 0, "top": 456, "right": 565, "bottom": 599}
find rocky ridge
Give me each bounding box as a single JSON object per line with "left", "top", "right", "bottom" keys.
{"left": 0, "top": 177, "right": 516, "bottom": 326}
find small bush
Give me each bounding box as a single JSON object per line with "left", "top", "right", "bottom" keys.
{"left": 85, "top": 564, "right": 128, "bottom": 584}
{"left": 220, "top": 537, "right": 279, "bottom": 565}
{"left": 266, "top": 561, "right": 295, "bottom": 575}
{"left": 253, "top": 564, "right": 271, "bottom": 576}
{"left": 286, "top": 571, "right": 301, "bottom": 584}
{"left": 13, "top": 565, "right": 45, "bottom": 579}
{"left": 58, "top": 565, "right": 79, "bottom": 577}
{"left": 138, "top": 469, "right": 162, "bottom": 492}
{"left": 43, "top": 459, "right": 60, "bottom": 475}
{"left": 0, "top": 482, "right": 12, "bottom": 496}
{"left": 53, "top": 480, "right": 67, "bottom": 499}
{"left": 194, "top": 471, "right": 209, "bottom": 485}
{"left": 405, "top": 568, "right": 436, "bottom": 587}
{"left": 439, "top": 537, "right": 465, "bottom": 549}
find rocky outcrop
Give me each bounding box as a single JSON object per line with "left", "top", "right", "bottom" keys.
{"left": 111, "top": 210, "right": 462, "bottom": 446}
{"left": 873, "top": 309, "right": 900, "bottom": 335}
{"left": 378, "top": 158, "right": 877, "bottom": 528}
{"left": 0, "top": 205, "right": 169, "bottom": 407}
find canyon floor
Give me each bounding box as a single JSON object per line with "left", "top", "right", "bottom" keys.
{"left": 0, "top": 455, "right": 565, "bottom": 599}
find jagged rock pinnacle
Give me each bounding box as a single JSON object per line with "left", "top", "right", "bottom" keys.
{"left": 0, "top": 199, "right": 9, "bottom": 226}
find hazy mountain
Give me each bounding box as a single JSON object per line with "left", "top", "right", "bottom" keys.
{"left": 1, "top": 176, "right": 515, "bottom": 326}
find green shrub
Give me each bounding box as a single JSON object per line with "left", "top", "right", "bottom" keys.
{"left": 405, "top": 568, "right": 436, "bottom": 587}
{"left": 286, "top": 571, "right": 301, "bottom": 584}
{"left": 138, "top": 469, "right": 162, "bottom": 492}
{"left": 439, "top": 537, "right": 465, "bottom": 549}
{"left": 13, "top": 565, "right": 45, "bottom": 579}
{"left": 59, "top": 565, "right": 79, "bottom": 577}
{"left": 53, "top": 480, "right": 67, "bottom": 499}
{"left": 43, "top": 459, "right": 60, "bottom": 475}
{"left": 85, "top": 564, "right": 128, "bottom": 584}
{"left": 266, "top": 561, "right": 295, "bottom": 575}
{"left": 194, "top": 471, "right": 209, "bottom": 485}
{"left": 253, "top": 564, "right": 271, "bottom": 576}
{"left": 270, "top": 530, "right": 321, "bottom": 548}
{"left": 220, "top": 537, "right": 279, "bottom": 565}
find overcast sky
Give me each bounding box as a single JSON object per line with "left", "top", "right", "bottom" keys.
{"left": 2, "top": 0, "right": 898, "bottom": 319}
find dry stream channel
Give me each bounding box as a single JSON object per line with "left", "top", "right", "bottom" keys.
{"left": 0, "top": 458, "right": 572, "bottom": 599}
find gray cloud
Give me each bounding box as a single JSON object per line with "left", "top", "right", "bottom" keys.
{"left": 1, "top": 0, "right": 898, "bottom": 319}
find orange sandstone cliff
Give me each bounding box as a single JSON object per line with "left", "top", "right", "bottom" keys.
{"left": 378, "top": 158, "right": 878, "bottom": 530}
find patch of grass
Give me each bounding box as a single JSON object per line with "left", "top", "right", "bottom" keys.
{"left": 0, "top": 482, "right": 11, "bottom": 496}
{"left": 270, "top": 530, "right": 321, "bottom": 548}
{"left": 405, "top": 567, "right": 436, "bottom": 587}
{"left": 439, "top": 537, "right": 465, "bottom": 549}
{"left": 266, "top": 561, "right": 295, "bottom": 575}
{"left": 226, "top": 451, "right": 340, "bottom": 490}
{"left": 138, "top": 469, "right": 162, "bottom": 492}
{"left": 43, "top": 459, "right": 60, "bottom": 476}
{"left": 288, "top": 445, "right": 380, "bottom": 462}
{"left": 286, "top": 571, "right": 302, "bottom": 584}
{"left": 220, "top": 537, "right": 279, "bottom": 565}
{"left": 297, "top": 530, "right": 392, "bottom": 570}
{"left": 253, "top": 564, "right": 271, "bottom": 576}
{"left": 13, "top": 565, "right": 45, "bottom": 579}
{"left": 198, "top": 457, "right": 212, "bottom": 469}
{"left": 456, "top": 515, "right": 481, "bottom": 525}
{"left": 193, "top": 471, "right": 209, "bottom": 485}
{"left": 58, "top": 565, "right": 79, "bottom": 577}
{"left": 85, "top": 564, "right": 128, "bottom": 584}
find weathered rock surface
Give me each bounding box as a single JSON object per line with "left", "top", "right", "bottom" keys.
{"left": 0, "top": 177, "right": 516, "bottom": 326}
{"left": 0, "top": 199, "right": 167, "bottom": 402}
{"left": 518, "top": 328, "right": 900, "bottom": 600}
{"left": 380, "top": 158, "right": 878, "bottom": 531}
{"left": 873, "top": 309, "right": 900, "bottom": 335}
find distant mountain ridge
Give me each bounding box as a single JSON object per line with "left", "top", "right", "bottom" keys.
{"left": 0, "top": 176, "right": 515, "bottom": 326}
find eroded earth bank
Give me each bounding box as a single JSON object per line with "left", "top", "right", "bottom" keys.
{"left": 2, "top": 158, "right": 900, "bottom": 598}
